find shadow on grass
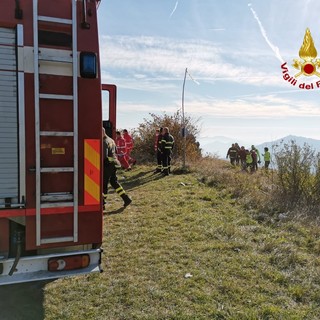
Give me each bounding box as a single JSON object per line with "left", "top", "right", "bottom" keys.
{"left": 0, "top": 280, "right": 52, "bottom": 320}
{"left": 120, "top": 168, "right": 167, "bottom": 191}
{"left": 104, "top": 207, "right": 125, "bottom": 215}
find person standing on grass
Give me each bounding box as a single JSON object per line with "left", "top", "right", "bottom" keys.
{"left": 245, "top": 149, "right": 253, "bottom": 173}
{"left": 116, "top": 131, "right": 131, "bottom": 170}
{"left": 226, "top": 144, "right": 238, "bottom": 166}
{"left": 251, "top": 145, "right": 261, "bottom": 170}
{"left": 238, "top": 146, "right": 247, "bottom": 171}
{"left": 102, "top": 127, "right": 132, "bottom": 208}
{"left": 250, "top": 148, "right": 257, "bottom": 172}
{"left": 154, "top": 128, "right": 160, "bottom": 153}
{"left": 154, "top": 127, "right": 163, "bottom": 173}
{"left": 123, "top": 129, "right": 136, "bottom": 165}
{"left": 235, "top": 142, "right": 241, "bottom": 165}
{"left": 262, "top": 147, "right": 271, "bottom": 170}
{"left": 161, "top": 127, "right": 174, "bottom": 176}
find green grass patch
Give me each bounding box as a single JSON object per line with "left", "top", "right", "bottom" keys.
{"left": 43, "top": 165, "right": 320, "bottom": 319}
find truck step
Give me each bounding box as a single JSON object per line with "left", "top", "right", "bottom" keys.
{"left": 40, "top": 131, "right": 74, "bottom": 137}
{"left": 40, "top": 167, "right": 74, "bottom": 173}
{"left": 41, "top": 193, "right": 73, "bottom": 202}
{"left": 40, "top": 202, "right": 74, "bottom": 208}
{"left": 40, "top": 236, "right": 74, "bottom": 245}
{"left": 39, "top": 93, "right": 73, "bottom": 100}
{"left": 38, "top": 16, "right": 72, "bottom": 25}
{"left": 39, "top": 55, "right": 73, "bottom": 63}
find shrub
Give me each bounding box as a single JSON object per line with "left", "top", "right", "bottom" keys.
{"left": 131, "top": 111, "right": 202, "bottom": 165}
{"left": 272, "top": 140, "right": 315, "bottom": 211}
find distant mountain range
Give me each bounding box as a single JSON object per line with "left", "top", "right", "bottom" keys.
{"left": 200, "top": 135, "right": 320, "bottom": 158}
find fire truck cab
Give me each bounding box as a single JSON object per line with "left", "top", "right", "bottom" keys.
{"left": 0, "top": 0, "right": 114, "bottom": 285}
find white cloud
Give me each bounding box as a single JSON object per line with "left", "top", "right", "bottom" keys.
{"left": 182, "top": 95, "right": 320, "bottom": 119}
{"left": 99, "top": 35, "right": 284, "bottom": 88}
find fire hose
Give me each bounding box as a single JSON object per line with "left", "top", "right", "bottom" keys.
{"left": 8, "top": 231, "right": 22, "bottom": 276}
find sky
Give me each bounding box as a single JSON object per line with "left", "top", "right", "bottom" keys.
{"left": 97, "top": 0, "right": 320, "bottom": 150}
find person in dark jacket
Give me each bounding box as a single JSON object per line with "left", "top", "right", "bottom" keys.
{"left": 102, "top": 127, "right": 132, "bottom": 208}
{"left": 154, "top": 127, "right": 163, "bottom": 173}
{"left": 250, "top": 148, "right": 257, "bottom": 173}
{"left": 226, "top": 144, "right": 238, "bottom": 165}
{"left": 238, "top": 146, "right": 247, "bottom": 170}
{"left": 161, "top": 127, "right": 174, "bottom": 176}
{"left": 251, "top": 145, "right": 261, "bottom": 171}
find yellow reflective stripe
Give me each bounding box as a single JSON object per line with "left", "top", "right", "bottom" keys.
{"left": 116, "top": 187, "right": 125, "bottom": 195}
{"left": 84, "top": 175, "right": 100, "bottom": 202}
{"left": 84, "top": 139, "right": 100, "bottom": 205}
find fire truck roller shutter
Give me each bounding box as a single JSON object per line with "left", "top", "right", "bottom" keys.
{"left": 0, "top": 27, "right": 19, "bottom": 208}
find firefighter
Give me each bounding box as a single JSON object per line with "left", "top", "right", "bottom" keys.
{"left": 154, "top": 127, "right": 163, "bottom": 173}
{"left": 226, "top": 144, "right": 238, "bottom": 165}
{"left": 102, "top": 127, "right": 132, "bottom": 208}
{"left": 123, "top": 129, "right": 136, "bottom": 165}
{"left": 161, "top": 127, "right": 174, "bottom": 175}
{"left": 115, "top": 131, "right": 131, "bottom": 170}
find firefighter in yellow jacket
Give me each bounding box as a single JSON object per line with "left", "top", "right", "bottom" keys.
{"left": 102, "top": 127, "right": 132, "bottom": 208}
{"left": 245, "top": 149, "right": 253, "bottom": 173}
{"left": 262, "top": 147, "right": 271, "bottom": 170}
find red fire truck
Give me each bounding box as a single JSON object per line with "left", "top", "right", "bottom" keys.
{"left": 0, "top": 0, "right": 116, "bottom": 285}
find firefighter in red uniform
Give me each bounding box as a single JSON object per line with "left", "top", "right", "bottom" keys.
{"left": 161, "top": 127, "right": 174, "bottom": 175}
{"left": 102, "top": 127, "right": 132, "bottom": 208}
{"left": 154, "top": 127, "right": 163, "bottom": 173}
{"left": 123, "top": 129, "right": 136, "bottom": 165}
{"left": 115, "top": 131, "right": 131, "bottom": 170}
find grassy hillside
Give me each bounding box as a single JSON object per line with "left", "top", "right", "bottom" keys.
{"left": 44, "top": 164, "right": 320, "bottom": 319}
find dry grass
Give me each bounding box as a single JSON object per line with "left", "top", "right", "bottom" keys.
{"left": 193, "top": 157, "right": 278, "bottom": 214}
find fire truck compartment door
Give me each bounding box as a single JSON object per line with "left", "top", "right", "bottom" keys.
{"left": 0, "top": 27, "right": 19, "bottom": 207}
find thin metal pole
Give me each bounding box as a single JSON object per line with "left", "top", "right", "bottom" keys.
{"left": 72, "top": 0, "right": 78, "bottom": 242}
{"left": 33, "top": 0, "right": 41, "bottom": 246}
{"left": 182, "top": 68, "right": 187, "bottom": 168}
